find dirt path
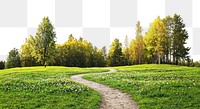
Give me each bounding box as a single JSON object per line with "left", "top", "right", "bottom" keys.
{"left": 70, "top": 69, "right": 138, "bottom": 109}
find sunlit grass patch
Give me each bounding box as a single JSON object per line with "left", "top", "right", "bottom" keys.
{"left": 84, "top": 64, "right": 200, "bottom": 109}
{"left": 0, "top": 66, "right": 108, "bottom": 109}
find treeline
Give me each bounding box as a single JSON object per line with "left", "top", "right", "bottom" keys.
{"left": 19, "top": 34, "right": 107, "bottom": 67}
{"left": 0, "top": 14, "right": 200, "bottom": 69}
{"left": 108, "top": 14, "right": 192, "bottom": 66}
{"left": 2, "top": 17, "right": 107, "bottom": 68}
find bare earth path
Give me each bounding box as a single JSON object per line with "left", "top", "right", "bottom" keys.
{"left": 70, "top": 69, "right": 138, "bottom": 109}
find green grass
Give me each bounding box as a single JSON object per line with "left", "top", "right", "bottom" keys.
{"left": 0, "top": 66, "right": 108, "bottom": 109}
{"left": 84, "top": 64, "right": 200, "bottom": 109}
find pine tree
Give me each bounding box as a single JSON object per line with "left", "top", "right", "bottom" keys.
{"left": 171, "top": 14, "right": 190, "bottom": 65}
{"left": 162, "top": 16, "right": 173, "bottom": 63}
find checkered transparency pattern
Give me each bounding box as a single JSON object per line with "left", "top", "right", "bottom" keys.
{"left": 193, "top": 28, "right": 200, "bottom": 55}
{"left": 0, "top": 0, "right": 27, "bottom": 27}
{"left": 137, "top": 0, "right": 165, "bottom": 28}
{"left": 55, "top": 0, "right": 82, "bottom": 27}
{"left": 165, "top": 0, "right": 192, "bottom": 27}
{"left": 192, "top": 0, "right": 200, "bottom": 57}
{"left": 83, "top": 28, "right": 110, "bottom": 49}
{"left": 0, "top": 0, "right": 199, "bottom": 61}
{"left": 110, "top": 0, "right": 137, "bottom": 27}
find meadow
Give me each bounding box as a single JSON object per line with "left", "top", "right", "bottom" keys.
{"left": 84, "top": 64, "right": 200, "bottom": 109}
{"left": 0, "top": 66, "right": 108, "bottom": 109}
{"left": 0, "top": 65, "right": 199, "bottom": 109}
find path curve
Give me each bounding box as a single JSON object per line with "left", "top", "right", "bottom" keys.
{"left": 70, "top": 69, "right": 138, "bottom": 109}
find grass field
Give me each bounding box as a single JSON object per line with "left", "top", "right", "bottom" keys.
{"left": 84, "top": 64, "right": 200, "bottom": 109}
{"left": 1, "top": 65, "right": 199, "bottom": 109}
{"left": 0, "top": 66, "right": 108, "bottom": 109}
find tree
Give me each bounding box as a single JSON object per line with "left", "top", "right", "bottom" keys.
{"left": 5, "top": 48, "right": 21, "bottom": 68}
{"left": 0, "top": 61, "right": 5, "bottom": 69}
{"left": 123, "top": 35, "right": 130, "bottom": 65}
{"left": 101, "top": 46, "right": 107, "bottom": 62}
{"left": 20, "top": 36, "right": 40, "bottom": 67}
{"left": 31, "top": 17, "right": 56, "bottom": 67}
{"left": 171, "top": 14, "right": 190, "bottom": 65}
{"left": 129, "top": 21, "right": 145, "bottom": 64}
{"left": 62, "top": 36, "right": 92, "bottom": 67}
{"left": 162, "top": 16, "right": 173, "bottom": 63}
{"left": 54, "top": 44, "right": 65, "bottom": 66}
{"left": 129, "top": 39, "right": 137, "bottom": 64}
{"left": 100, "top": 46, "right": 107, "bottom": 66}
{"left": 91, "top": 46, "right": 106, "bottom": 67}
{"left": 135, "top": 21, "right": 145, "bottom": 64}
{"left": 145, "top": 17, "right": 166, "bottom": 64}
{"left": 108, "top": 38, "right": 123, "bottom": 66}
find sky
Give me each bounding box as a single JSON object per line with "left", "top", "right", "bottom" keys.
{"left": 0, "top": 0, "right": 199, "bottom": 61}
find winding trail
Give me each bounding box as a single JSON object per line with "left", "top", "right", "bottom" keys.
{"left": 70, "top": 69, "right": 138, "bottom": 109}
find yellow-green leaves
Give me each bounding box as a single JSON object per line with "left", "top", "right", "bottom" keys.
{"left": 145, "top": 17, "right": 166, "bottom": 64}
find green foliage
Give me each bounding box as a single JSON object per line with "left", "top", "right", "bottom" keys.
{"left": 20, "top": 33, "right": 106, "bottom": 67}
{"left": 15, "top": 15, "right": 194, "bottom": 67}
{"left": 162, "top": 16, "right": 173, "bottom": 64}
{"left": 126, "top": 14, "right": 190, "bottom": 65}
{"left": 5, "top": 48, "right": 21, "bottom": 68}
{"left": 32, "top": 17, "right": 56, "bottom": 66}
{"left": 171, "top": 14, "right": 190, "bottom": 64}
{"left": 108, "top": 38, "right": 124, "bottom": 66}
{"left": 161, "top": 14, "right": 190, "bottom": 64}
{"left": 84, "top": 64, "right": 200, "bottom": 109}
{"left": 91, "top": 46, "right": 106, "bottom": 67}
{"left": 54, "top": 34, "right": 106, "bottom": 67}
{"left": 20, "top": 36, "right": 40, "bottom": 67}
{"left": 0, "top": 61, "right": 5, "bottom": 69}
{"left": 19, "top": 17, "right": 106, "bottom": 67}
{"left": 0, "top": 66, "right": 108, "bottom": 108}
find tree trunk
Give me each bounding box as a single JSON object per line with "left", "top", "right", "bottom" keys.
{"left": 158, "top": 54, "right": 161, "bottom": 64}
{"left": 176, "top": 58, "right": 178, "bottom": 65}
{"left": 138, "top": 56, "right": 141, "bottom": 65}
{"left": 43, "top": 48, "right": 47, "bottom": 68}
{"left": 169, "top": 50, "right": 171, "bottom": 64}
{"left": 166, "top": 52, "right": 169, "bottom": 64}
